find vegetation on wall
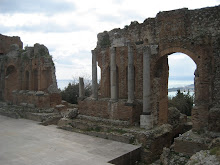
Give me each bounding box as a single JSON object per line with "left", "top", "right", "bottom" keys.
{"left": 100, "top": 34, "right": 111, "bottom": 48}
{"left": 168, "top": 90, "right": 194, "bottom": 116}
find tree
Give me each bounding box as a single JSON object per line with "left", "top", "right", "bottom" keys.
{"left": 168, "top": 89, "right": 194, "bottom": 116}
{"left": 61, "top": 82, "right": 79, "bottom": 104}
{"left": 61, "top": 78, "right": 92, "bottom": 104}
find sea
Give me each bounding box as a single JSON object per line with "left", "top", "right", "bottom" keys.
{"left": 57, "top": 79, "right": 194, "bottom": 98}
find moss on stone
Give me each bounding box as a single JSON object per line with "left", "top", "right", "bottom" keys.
{"left": 100, "top": 34, "right": 111, "bottom": 48}
{"left": 210, "top": 147, "right": 220, "bottom": 156}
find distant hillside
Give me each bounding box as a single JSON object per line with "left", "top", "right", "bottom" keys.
{"left": 168, "top": 84, "right": 194, "bottom": 92}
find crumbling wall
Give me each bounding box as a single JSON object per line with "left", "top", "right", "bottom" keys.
{"left": 80, "top": 5, "right": 220, "bottom": 131}
{"left": 0, "top": 34, "right": 23, "bottom": 55}
{"left": 0, "top": 34, "right": 61, "bottom": 107}
{"left": 78, "top": 98, "right": 142, "bottom": 124}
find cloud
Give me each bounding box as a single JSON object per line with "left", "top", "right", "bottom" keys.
{"left": 97, "top": 10, "right": 144, "bottom": 25}
{"left": 0, "top": 0, "right": 75, "bottom": 14}
{"left": 0, "top": 21, "right": 88, "bottom": 34}
{"left": 168, "top": 53, "right": 196, "bottom": 78}
{"left": 0, "top": 0, "right": 219, "bottom": 85}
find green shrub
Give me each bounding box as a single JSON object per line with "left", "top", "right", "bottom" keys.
{"left": 61, "top": 79, "right": 92, "bottom": 104}
{"left": 168, "top": 90, "right": 194, "bottom": 116}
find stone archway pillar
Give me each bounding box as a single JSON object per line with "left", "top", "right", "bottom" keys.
{"left": 140, "top": 46, "right": 153, "bottom": 129}
{"left": 92, "top": 50, "right": 98, "bottom": 100}
{"left": 127, "top": 42, "right": 135, "bottom": 103}
{"left": 79, "top": 77, "right": 85, "bottom": 98}
{"left": 110, "top": 47, "right": 118, "bottom": 101}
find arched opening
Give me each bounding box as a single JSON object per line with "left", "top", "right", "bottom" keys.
{"left": 42, "top": 68, "right": 52, "bottom": 91}
{"left": 153, "top": 48, "right": 198, "bottom": 125}
{"left": 5, "top": 65, "right": 19, "bottom": 101}
{"left": 168, "top": 53, "right": 196, "bottom": 116}
{"left": 97, "top": 65, "right": 101, "bottom": 96}
{"left": 33, "top": 69, "right": 38, "bottom": 91}
{"left": 25, "top": 71, "right": 29, "bottom": 90}
{"left": 101, "top": 65, "right": 110, "bottom": 98}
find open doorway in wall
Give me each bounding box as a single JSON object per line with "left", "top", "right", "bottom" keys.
{"left": 25, "top": 71, "right": 29, "bottom": 90}
{"left": 5, "top": 65, "right": 19, "bottom": 101}
{"left": 168, "top": 52, "right": 196, "bottom": 116}
{"left": 97, "top": 65, "right": 101, "bottom": 96}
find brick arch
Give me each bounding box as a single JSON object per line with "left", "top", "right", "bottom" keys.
{"left": 153, "top": 47, "right": 210, "bottom": 130}
{"left": 159, "top": 47, "right": 198, "bottom": 65}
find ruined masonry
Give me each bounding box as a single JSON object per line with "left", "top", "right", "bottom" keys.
{"left": 0, "top": 34, "right": 61, "bottom": 108}
{"left": 78, "top": 5, "right": 220, "bottom": 132}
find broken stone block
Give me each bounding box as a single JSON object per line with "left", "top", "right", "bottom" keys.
{"left": 65, "top": 108, "right": 78, "bottom": 119}
{"left": 55, "top": 104, "right": 66, "bottom": 113}
{"left": 168, "top": 107, "right": 180, "bottom": 126}
{"left": 57, "top": 118, "right": 72, "bottom": 127}
{"left": 36, "top": 91, "right": 45, "bottom": 96}
{"left": 20, "top": 102, "right": 28, "bottom": 107}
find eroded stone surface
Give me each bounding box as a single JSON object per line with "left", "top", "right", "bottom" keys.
{"left": 79, "top": 5, "right": 220, "bottom": 132}
{"left": 0, "top": 35, "right": 61, "bottom": 108}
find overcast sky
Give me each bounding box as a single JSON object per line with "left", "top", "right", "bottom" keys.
{"left": 0, "top": 0, "right": 219, "bottom": 85}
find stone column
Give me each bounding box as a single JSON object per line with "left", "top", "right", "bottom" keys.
{"left": 79, "top": 77, "right": 85, "bottom": 98}
{"left": 127, "top": 42, "right": 135, "bottom": 103}
{"left": 110, "top": 47, "right": 118, "bottom": 101}
{"left": 140, "top": 46, "right": 152, "bottom": 129}
{"left": 92, "top": 50, "right": 98, "bottom": 100}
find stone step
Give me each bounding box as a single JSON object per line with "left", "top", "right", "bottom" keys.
{"left": 21, "top": 112, "right": 61, "bottom": 123}
{"left": 77, "top": 114, "right": 130, "bottom": 127}
{"left": 0, "top": 109, "right": 20, "bottom": 119}
{"left": 0, "top": 106, "right": 61, "bottom": 123}
{"left": 58, "top": 118, "right": 135, "bottom": 144}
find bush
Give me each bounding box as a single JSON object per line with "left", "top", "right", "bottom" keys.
{"left": 168, "top": 89, "right": 194, "bottom": 116}
{"left": 61, "top": 79, "right": 92, "bottom": 104}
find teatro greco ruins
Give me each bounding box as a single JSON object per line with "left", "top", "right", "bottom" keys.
{"left": 0, "top": 5, "right": 220, "bottom": 165}
{"left": 78, "top": 5, "right": 220, "bottom": 132}
{"left": 0, "top": 34, "right": 61, "bottom": 108}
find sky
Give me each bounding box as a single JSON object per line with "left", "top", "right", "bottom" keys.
{"left": 0, "top": 0, "right": 219, "bottom": 88}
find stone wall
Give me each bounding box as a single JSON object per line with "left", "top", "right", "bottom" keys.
{"left": 12, "top": 90, "right": 50, "bottom": 108}
{"left": 78, "top": 98, "right": 142, "bottom": 124}
{"left": 80, "top": 5, "right": 220, "bottom": 131}
{"left": 0, "top": 34, "right": 23, "bottom": 55}
{"left": 0, "top": 34, "right": 61, "bottom": 108}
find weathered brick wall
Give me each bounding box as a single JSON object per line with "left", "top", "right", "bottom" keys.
{"left": 87, "top": 5, "right": 220, "bottom": 130}
{"left": 12, "top": 90, "right": 61, "bottom": 108}
{"left": 78, "top": 98, "right": 142, "bottom": 124}
{"left": 12, "top": 90, "right": 50, "bottom": 108}
{"left": 0, "top": 36, "right": 61, "bottom": 108}
{"left": 0, "top": 34, "right": 23, "bottom": 54}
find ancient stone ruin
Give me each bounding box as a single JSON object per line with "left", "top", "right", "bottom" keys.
{"left": 0, "top": 5, "right": 220, "bottom": 165}
{"left": 0, "top": 34, "right": 61, "bottom": 108}
{"left": 78, "top": 5, "right": 220, "bottom": 133}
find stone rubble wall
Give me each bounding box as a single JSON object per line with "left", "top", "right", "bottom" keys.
{"left": 0, "top": 35, "right": 61, "bottom": 108}
{"left": 12, "top": 90, "right": 61, "bottom": 108}
{"left": 78, "top": 98, "right": 142, "bottom": 124}
{"left": 0, "top": 34, "right": 23, "bottom": 54}
{"left": 87, "top": 5, "right": 220, "bottom": 131}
